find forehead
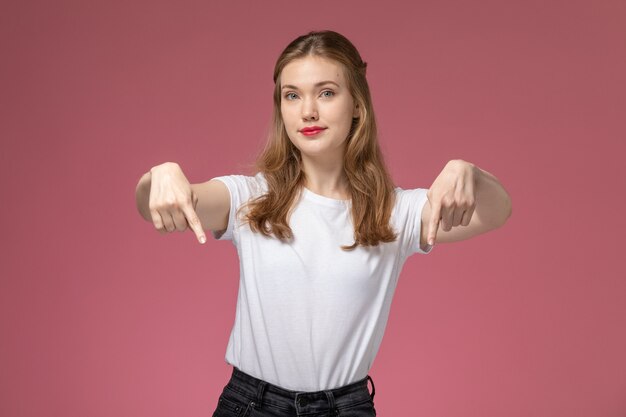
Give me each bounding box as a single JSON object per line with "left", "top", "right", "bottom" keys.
{"left": 280, "top": 56, "right": 345, "bottom": 87}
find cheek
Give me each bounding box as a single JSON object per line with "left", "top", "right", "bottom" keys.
{"left": 331, "top": 101, "right": 354, "bottom": 123}
{"left": 332, "top": 108, "right": 354, "bottom": 131}
{"left": 281, "top": 107, "right": 294, "bottom": 127}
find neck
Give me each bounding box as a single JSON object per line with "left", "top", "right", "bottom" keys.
{"left": 300, "top": 155, "right": 350, "bottom": 200}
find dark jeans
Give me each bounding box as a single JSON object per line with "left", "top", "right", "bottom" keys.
{"left": 212, "top": 366, "right": 377, "bottom": 417}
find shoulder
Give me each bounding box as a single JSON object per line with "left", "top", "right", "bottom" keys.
{"left": 392, "top": 187, "right": 429, "bottom": 212}
{"left": 392, "top": 186, "right": 433, "bottom": 255}
{"left": 211, "top": 172, "right": 267, "bottom": 196}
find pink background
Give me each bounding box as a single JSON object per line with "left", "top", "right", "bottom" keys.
{"left": 1, "top": 1, "right": 625, "bottom": 416}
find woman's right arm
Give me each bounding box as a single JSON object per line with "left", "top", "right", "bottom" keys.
{"left": 135, "top": 162, "right": 230, "bottom": 244}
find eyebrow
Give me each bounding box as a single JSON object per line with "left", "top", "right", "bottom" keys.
{"left": 281, "top": 81, "right": 340, "bottom": 90}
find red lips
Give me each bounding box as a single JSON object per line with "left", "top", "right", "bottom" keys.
{"left": 300, "top": 126, "right": 326, "bottom": 133}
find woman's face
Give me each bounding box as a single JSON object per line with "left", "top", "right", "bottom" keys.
{"left": 280, "top": 55, "right": 359, "bottom": 164}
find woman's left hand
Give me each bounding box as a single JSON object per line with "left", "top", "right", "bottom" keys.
{"left": 425, "top": 159, "right": 478, "bottom": 246}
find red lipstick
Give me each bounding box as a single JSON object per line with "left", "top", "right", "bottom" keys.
{"left": 300, "top": 126, "right": 326, "bottom": 136}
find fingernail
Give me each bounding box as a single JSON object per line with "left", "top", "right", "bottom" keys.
{"left": 428, "top": 239, "right": 434, "bottom": 245}
{"left": 200, "top": 236, "right": 206, "bottom": 244}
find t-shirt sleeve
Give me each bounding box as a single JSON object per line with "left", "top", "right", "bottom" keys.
{"left": 209, "top": 173, "right": 266, "bottom": 243}
{"left": 394, "top": 188, "right": 434, "bottom": 257}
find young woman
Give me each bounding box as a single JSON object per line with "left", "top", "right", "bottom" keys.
{"left": 135, "top": 30, "right": 512, "bottom": 417}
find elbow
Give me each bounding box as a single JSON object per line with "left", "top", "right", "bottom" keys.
{"left": 498, "top": 196, "right": 513, "bottom": 227}
{"left": 506, "top": 193, "right": 512, "bottom": 219}
{"left": 490, "top": 196, "right": 512, "bottom": 230}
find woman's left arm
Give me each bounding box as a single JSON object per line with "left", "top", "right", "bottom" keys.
{"left": 420, "top": 159, "right": 512, "bottom": 248}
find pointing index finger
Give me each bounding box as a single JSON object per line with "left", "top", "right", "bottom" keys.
{"left": 182, "top": 203, "right": 206, "bottom": 244}
{"left": 428, "top": 201, "right": 441, "bottom": 246}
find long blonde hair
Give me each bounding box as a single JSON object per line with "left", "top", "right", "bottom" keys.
{"left": 242, "top": 30, "right": 398, "bottom": 251}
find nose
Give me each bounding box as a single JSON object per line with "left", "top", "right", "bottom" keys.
{"left": 301, "top": 98, "right": 318, "bottom": 121}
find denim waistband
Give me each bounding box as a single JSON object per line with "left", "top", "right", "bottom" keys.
{"left": 224, "top": 366, "right": 376, "bottom": 414}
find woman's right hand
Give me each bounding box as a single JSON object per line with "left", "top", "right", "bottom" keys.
{"left": 148, "top": 162, "right": 206, "bottom": 244}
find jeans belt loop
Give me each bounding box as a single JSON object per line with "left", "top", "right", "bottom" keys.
{"left": 367, "top": 375, "right": 376, "bottom": 401}
{"left": 255, "top": 380, "right": 267, "bottom": 408}
{"left": 324, "top": 390, "right": 337, "bottom": 415}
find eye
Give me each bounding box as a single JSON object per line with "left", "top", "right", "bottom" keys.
{"left": 284, "top": 92, "right": 298, "bottom": 100}
{"left": 321, "top": 90, "right": 335, "bottom": 98}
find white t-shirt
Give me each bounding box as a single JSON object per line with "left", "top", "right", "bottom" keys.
{"left": 211, "top": 172, "right": 433, "bottom": 391}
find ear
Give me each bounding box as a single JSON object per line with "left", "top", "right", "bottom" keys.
{"left": 353, "top": 103, "right": 360, "bottom": 119}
